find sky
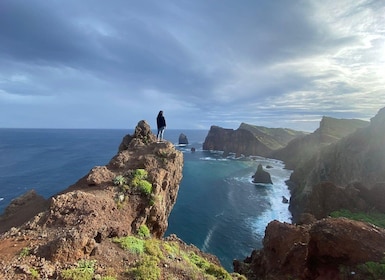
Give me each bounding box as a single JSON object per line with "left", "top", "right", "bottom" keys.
{"left": 0, "top": 0, "right": 384, "bottom": 132}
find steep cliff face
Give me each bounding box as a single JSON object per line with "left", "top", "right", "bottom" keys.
{"left": 234, "top": 217, "right": 385, "bottom": 280}
{"left": 272, "top": 116, "right": 369, "bottom": 170}
{"left": 239, "top": 123, "right": 306, "bottom": 150}
{"left": 290, "top": 108, "right": 385, "bottom": 221}
{"left": 203, "top": 123, "right": 304, "bottom": 157}
{"left": 1, "top": 121, "right": 224, "bottom": 279}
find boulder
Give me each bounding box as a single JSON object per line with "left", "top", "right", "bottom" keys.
{"left": 252, "top": 164, "right": 273, "bottom": 184}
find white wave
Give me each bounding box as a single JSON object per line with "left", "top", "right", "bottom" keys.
{"left": 215, "top": 211, "right": 224, "bottom": 217}
{"left": 0, "top": 197, "right": 3, "bottom": 201}
{"left": 200, "top": 157, "right": 228, "bottom": 161}
{"left": 202, "top": 224, "right": 217, "bottom": 252}
{"left": 244, "top": 157, "right": 293, "bottom": 236}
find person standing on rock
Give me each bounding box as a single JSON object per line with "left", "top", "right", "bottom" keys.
{"left": 156, "top": 110, "right": 166, "bottom": 142}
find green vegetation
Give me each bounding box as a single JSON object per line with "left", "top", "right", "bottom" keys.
{"left": 131, "top": 169, "right": 153, "bottom": 195}
{"left": 330, "top": 209, "right": 385, "bottom": 228}
{"left": 357, "top": 260, "right": 385, "bottom": 279}
{"left": 113, "top": 236, "right": 145, "bottom": 254}
{"left": 30, "top": 267, "right": 39, "bottom": 279}
{"left": 188, "top": 252, "right": 232, "bottom": 280}
{"left": 61, "top": 259, "right": 96, "bottom": 280}
{"left": 138, "top": 224, "right": 151, "bottom": 239}
{"left": 127, "top": 255, "right": 161, "bottom": 280}
{"left": 113, "top": 175, "right": 127, "bottom": 187}
{"left": 144, "top": 238, "right": 163, "bottom": 259}
{"left": 111, "top": 234, "right": 239, "bottom": 280}
{"left": 101, "top": 277, "right": 117, "bottom": 280}
{"left": 113, "top": 169, "right": 154, "bottom": 207}
{"left": 19, "top": 247, "right": 30, "bottom": 258}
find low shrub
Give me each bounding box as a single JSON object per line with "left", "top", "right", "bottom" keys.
{"left": 330, "top": 209, "right": 385, "bottom": 228}
{"left": 138, "top": 224, "right": 151, "bottom": 239}
{"left": 131, "top": 169, "right": 153, "bottom": 195}
{"left": 188, "top": 252, "right": 232, "bottom": 280}
{"left": 113, "top": 236, "right": 145, "bottom": 254}
{"left": 113, "top": 175, "right": 127, "bottom": 187}
{"left": 19, "top": 247, "right": 30, "bottom": 258}
{"left": 145, "top": 239, "right": 164, "bottom": 259}
{"left": 127, "top": 255, "right": 160, "bottom": 280}
{"left": 61, "top": 259, "right": 96, "bottom": 280}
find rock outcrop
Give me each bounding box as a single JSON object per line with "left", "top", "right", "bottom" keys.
{"left": 203, "top": 124, "right": 304, "bottom": 157}
{"left": 178, "top": 133, "right": 189, "bottom": 145}
{"left": 234, "top": 217, "right": 385, "bottom": 280}
{"left": 289, "top": 108, "right": 385, "bottom": 222}
{"left": 1, "top": 120, "right": 232, "bottom": 279}
{"left": 0, "top": 190, "right": 49, "bottom": 234}
{"left": 252, "top": 164, "right": 273, "bottom": 184}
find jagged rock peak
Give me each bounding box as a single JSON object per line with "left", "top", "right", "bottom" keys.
{"left": 252, "top": 164, "right": 273, "bottom": 184}
{"left": 119, "top": 120, "right": 157, "bottom": 151}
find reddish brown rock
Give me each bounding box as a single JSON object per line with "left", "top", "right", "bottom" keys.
{"left": 234, "top": 217, "right": 385, "bottom": 280}
{"left": 0, "top": 120, "right": 184, "bottom": 264}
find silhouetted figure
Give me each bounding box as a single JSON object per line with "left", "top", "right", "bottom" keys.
{"left": 156, "top": 110, "right": 166, "bottom": 142}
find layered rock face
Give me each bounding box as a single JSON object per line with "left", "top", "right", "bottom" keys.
{"left": 289, "top": 108, "right": 385, "bottom": 222}
{"left": 0, "top": 120, "right": 184, "bottom": 263}
{"left": 203, "top": 124, "right": 304, "bottom": 157}
{"left": 272, "top": 116, "right": 368, "bottom": 170}
{"left": 234, "top": 217, "right": 385, "bottom": 280}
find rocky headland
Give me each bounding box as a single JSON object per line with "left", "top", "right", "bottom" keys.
{"left": 2, "top": 108, "right": 385, "bottom": 280}
{"left": 0, "top": 120, "right": 241, "bottom": 280}
{"left": 234, "top": 107, "right": 385, "bottom": 279}
{"left": 289, "top": 107, "right": 385, "bottom": 223}
{"left": 203, "top": 123, "right": 305, "bottom": 157}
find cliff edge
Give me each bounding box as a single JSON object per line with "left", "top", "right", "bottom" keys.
{"left": 0, "top": 120, "right": 240, "bottom": 280}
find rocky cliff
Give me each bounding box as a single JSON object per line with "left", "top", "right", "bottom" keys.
{"left": 289, "top": 108, "right": 385, "bottom": 222}
{"left": 272, "top": 116, "right": 369, "bottom": 170}
{"left": 203, "top": 123, "right": 305, "bottom": 157}
{"left": 234, "top": 217, "right": 385, "bottom": 280}
{"left": 0, "top": 121, "right": 240, "bottom": 280}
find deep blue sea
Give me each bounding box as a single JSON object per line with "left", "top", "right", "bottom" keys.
{"left": 0, "top": 128, "right": 292, "bottom": 271}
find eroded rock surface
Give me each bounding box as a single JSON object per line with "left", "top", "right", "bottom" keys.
{"left": 234, "top": 218, "right": 385, "bottom": 280}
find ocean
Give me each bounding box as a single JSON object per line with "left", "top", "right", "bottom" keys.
{"left": 0, "top": 128, "right": 292, "bottom": 271}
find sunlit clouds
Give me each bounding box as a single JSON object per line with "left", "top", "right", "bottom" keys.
{"left": 0, "top": 0, "right": 384, "bottom": 131}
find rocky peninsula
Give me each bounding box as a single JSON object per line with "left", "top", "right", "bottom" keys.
{"left": 0, "top": 120, "right": 241, "bottom": 280}
{"left": 1, "top": 107, "right": 385, "bottom": 280}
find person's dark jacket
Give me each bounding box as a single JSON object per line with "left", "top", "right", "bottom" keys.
{"left": 157, "top": 115, "right": 166, "bottom": 129}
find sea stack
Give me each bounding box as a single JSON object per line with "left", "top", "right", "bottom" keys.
{"left": 252, "top": 164, "right": 273, "bottom": 184}
{"left": 178, "top": 133, "right": 189, "bottom": 145}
